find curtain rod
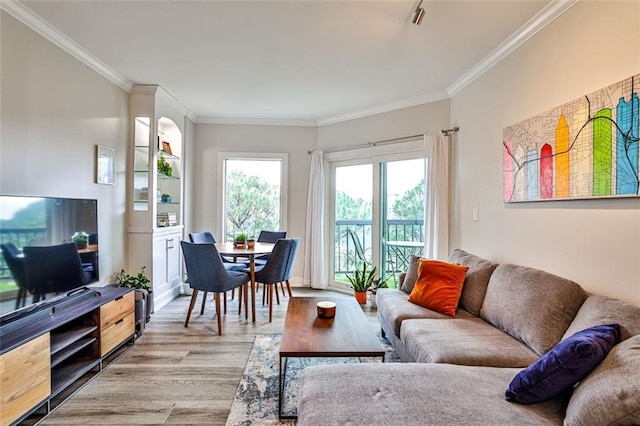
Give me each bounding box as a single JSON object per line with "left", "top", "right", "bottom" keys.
{"left": 307, "top": 133, "right": 424, "bottom": 155}
{"left": 442, "top": 126, "right": 459, "bottom": 136}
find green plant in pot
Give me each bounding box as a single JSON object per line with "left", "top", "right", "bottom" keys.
{"left": 72, "top": 231, "right": 89, "bottom": 249}
{"left": 157, "top": 156, "right": 173, "bottom": 176}
{"left": 234, "top": 232, "right": 248, "bottom": 248}
{"left": 116, "top": 267, "right": 153, "bottom": 322}
{"left": 347, "top": 262, "right": 382, "bottom": 305}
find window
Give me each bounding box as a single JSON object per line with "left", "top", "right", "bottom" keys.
{"left": 327, "top": 141, "right": 425, "bottom": 290}
{"left": 218, "top": 153, "right": 288, "bottom": 241}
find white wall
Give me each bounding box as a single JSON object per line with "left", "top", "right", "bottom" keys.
{"left": 318, "top": 101, "right": 450, "bottom": 149}
{"left": 193, "top": 123, "right": 317, "bottom": 283}
{"left": 1, "top": 11, "right": 129, "bottom": 285}
{"left": 450, "top": 1, "right": 640, "bottom": 306}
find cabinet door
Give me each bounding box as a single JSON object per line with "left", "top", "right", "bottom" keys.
{"left": 166, "top": 234, "right": 181, "bottom": 287}
{"left": 0, "top": 333, "right": 51, "bottom": 426}
{"left": 152, "top": 230, "right": 182, "bottom": 296}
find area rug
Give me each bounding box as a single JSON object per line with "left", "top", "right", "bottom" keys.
{"left": 225, "top": 333, "right": 400, "bottom": 425}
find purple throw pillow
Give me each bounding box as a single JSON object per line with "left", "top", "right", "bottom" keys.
{"left": 505, "top": 324, "right": 620, "bottom": 404}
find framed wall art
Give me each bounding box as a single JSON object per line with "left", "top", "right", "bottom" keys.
{"left": 95, "top": 145, "right": 116, "bottom": 185}
{"left": 503, "top": 74, "right": 639, "bottom": 202}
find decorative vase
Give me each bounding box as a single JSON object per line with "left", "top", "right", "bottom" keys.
{"left": 247, "top": 240, "right": 255, "bottom": 248}
{"left": 234, "top": 241, "right": 246, "bottom": 248}
{"left": 354, "top": 291, "right": 367, "bottom": 305}
{"left": 369, "top": 292, "right": 377, "bottom": 309}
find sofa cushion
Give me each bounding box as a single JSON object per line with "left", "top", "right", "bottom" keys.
{"left": 480, "top": 264, "right": 588, "bottom": 356}
{"left": 401, "top": 317, "right": 539, "bottom": 367}
{"left": 563, "top": 294, "right": 640, "bottom": 342}
{"left": 376, "top": 288, "right": 473, "bottom": 338}
{"left": 298, "top": 363, "right": 566, "bottom": 426}
{"left": 448, "top": 249, "right": 498, "bottom": 316}
{"left": 408, "top": 259, "right": 469, "bottom": 317}
{"left": 506, "top": 324, "right": 621, "bottom": 404}
{"left": 400, "top": 255, "right": 421, "bottom": 293}
{"left": 564, "top": 334, "right": 640, "bottom": 425}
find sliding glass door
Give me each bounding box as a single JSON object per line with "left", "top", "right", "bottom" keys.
{"left": 330, "top": 149, "right": 425, "bottom": 290}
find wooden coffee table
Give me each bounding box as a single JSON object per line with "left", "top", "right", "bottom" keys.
{"left": 278, "top": 296, "right": 385, "bottom": 419}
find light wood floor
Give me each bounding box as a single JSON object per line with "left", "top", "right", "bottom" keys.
{"left": 33, "top": 287, "right": 380, "bottom": 425}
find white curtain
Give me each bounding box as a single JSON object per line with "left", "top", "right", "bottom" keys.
{"left": 423, "top": 132, "right": 450, "bottom": 260}
{"left": 303, "top": 150, "right": 327, "bottom": 289}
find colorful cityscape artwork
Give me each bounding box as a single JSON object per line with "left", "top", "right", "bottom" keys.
{"left": 503, "top": 74, "right": 639, "bottom": 202}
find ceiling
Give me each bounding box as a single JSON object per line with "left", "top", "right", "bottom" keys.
{"left": 8, "top": 0, "right": 567, "bottom": 125}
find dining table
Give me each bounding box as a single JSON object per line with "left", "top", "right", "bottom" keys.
{"left": 215, "top": 241, "right": 275, "bottom": 323}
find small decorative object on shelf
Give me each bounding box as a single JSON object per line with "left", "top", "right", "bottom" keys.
{"left": 157, "top": 156, "right": 173, "bottom": 176}
{"left": 161, "top": 141, "right": 173, "bottom": 155}
{"left": 161, "top": 193, "right": 172, "bottom": 203}
{"left": 233, "top": 233, "right": 248, "bottom": 248}
{"left": 71, "top": 231, "right": 89, "bottom": 249}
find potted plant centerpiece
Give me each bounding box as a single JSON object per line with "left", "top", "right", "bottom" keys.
{"left": 246, "top": 236, "right": 255, "bottom": 249}
{"left": 347, "top": 262, "right": 383, "bottom": 305}
{"left": 233, "top": 233, "right": 248, "bottom": 248}
{"left": 117, "top": 267, "right": 153, "bottom": 322}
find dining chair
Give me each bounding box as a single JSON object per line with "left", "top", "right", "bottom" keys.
{"left": 180, "top": 241, "right": 250, "bottom": 335}
{"left": 1, "top": 243, "right": 28, "bottom": 309}
{"left": 280, "top": 237, "right": 299, "bottom": 298}
{"left": 23, "top": 243, "right": 90, "bottom": 303}
{"left": 188, "top": 231, "right": 245, "bottom": 312}
{"left": 253, "top": 230, "right": 287, "bottom": 267}
{"left": 245, "top": 238, "right": 294, "bottom": 322}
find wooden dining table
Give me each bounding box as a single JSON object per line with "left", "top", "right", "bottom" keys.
{"left": 215, "top": 242, "right": 275, "bottom": 323}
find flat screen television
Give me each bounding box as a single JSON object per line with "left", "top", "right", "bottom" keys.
{"left": 0, "top": 195, "right": 99, "bottom": 319}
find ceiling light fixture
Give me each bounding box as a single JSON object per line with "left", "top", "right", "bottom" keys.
{"left": 412, "top": 0, "right": 425, "bottom": 25}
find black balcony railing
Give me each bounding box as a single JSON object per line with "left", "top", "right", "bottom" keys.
{"left": 335, "top": 220, "right": 423, "bottom": 284}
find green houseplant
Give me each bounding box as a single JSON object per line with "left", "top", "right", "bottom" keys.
{"left": 116, "top": 267, "right": 153, "bottom": 322}
{"left": 347, "top": 262, "right": 383, "bottom": 305}
{"left": 157, "top": 156, "right": 173, "bottom": 176}
{"left": 233, "top": 232, "right": 248, "bottom": 248}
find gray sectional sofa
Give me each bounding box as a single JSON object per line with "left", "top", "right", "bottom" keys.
{"left": 297, "top": 249, "right": 640, "bottom": 425}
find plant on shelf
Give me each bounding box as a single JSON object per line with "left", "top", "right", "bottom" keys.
{"left": 157, "top": 156, "right": 173, "bottom": 176}
{"left": 161, "top": 193, "right": 172, "bottom": 203}
{"left": 347, "top": 262, "right": 383, "bottom": 305}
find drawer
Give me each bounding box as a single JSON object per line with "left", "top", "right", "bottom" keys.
{"left": 100, "top": 312, "right": 135, "bottom": 356}
{"left": 0, "top": 333, "right": 51, "bottom": 426}
{"left": 100, "top": 291, "right": 134, "bottom": 329}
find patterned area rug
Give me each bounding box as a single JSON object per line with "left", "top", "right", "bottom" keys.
{"left": 226, "top": 333, "right": 400, "bottom": 425}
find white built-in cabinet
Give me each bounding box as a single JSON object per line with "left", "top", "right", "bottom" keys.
{"left": 128, "top": 85, "right": 185, "bottom": 310}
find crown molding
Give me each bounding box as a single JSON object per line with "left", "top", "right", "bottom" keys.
{"left": 196, "top": 116, "right": 317, "bottom": 127}
{"left": 447, "top": 0, "right": 578, "bottom": 97}
{"left": 317, "top": 90, "right": 450, "bottom": 126}
{"left": 1, "top": 0, "right": 133, "bottom": 92}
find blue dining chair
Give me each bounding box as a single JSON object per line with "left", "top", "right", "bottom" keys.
{"left": 181, "top": 241, "right": 250, "bottom": 335}
{"left": 252, "top": 230, "right": 287, "bottom": 267}
{"left": 244, "top": 238, "right": 294, "bottom": 322}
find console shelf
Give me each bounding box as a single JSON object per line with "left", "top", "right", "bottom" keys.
{"left": 0, "top": 286, "right": 134, "bottom": 426}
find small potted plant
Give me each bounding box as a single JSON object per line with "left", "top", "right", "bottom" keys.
{"left": 157, "top": 156, "right": 173, "bottom": 177}
{"left": 71, "top": 231, "right": 89, "bottom": 249}
{"left": 367, "top": 280, "right": 389, "bottom": 309}
{"left": 233, "top": 233, "right": 248, "bottom": 248}
{"left": 161, "top": 193, "right": 172, "bottom": 203}
{"left": 347, "top": 262, "right": 382, "bottom": 305}
{"left": 116, "top": 267, "right": 153, "bottom": 322}
{"left": 246, "top": 236, "right": 255, "bottom": 249}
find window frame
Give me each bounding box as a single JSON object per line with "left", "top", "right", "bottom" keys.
{"left": 217, "top": 152, "right": 288, "bottom": 241}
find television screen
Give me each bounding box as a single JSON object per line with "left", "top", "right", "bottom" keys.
{"left": 0, "top": 196, "right": 99, "bottom": 317}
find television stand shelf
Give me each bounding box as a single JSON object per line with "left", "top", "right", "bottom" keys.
{"left": 0, "top": 286, "right": 135, "bottom": 426}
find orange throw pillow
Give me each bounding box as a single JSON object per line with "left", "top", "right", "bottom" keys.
{"left": 408, "top": 259, "right": 469, "bottom": 317}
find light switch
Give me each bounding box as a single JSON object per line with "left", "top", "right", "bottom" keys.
{"left": 472, "top": 207, "right": 479, "bottom": 222}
